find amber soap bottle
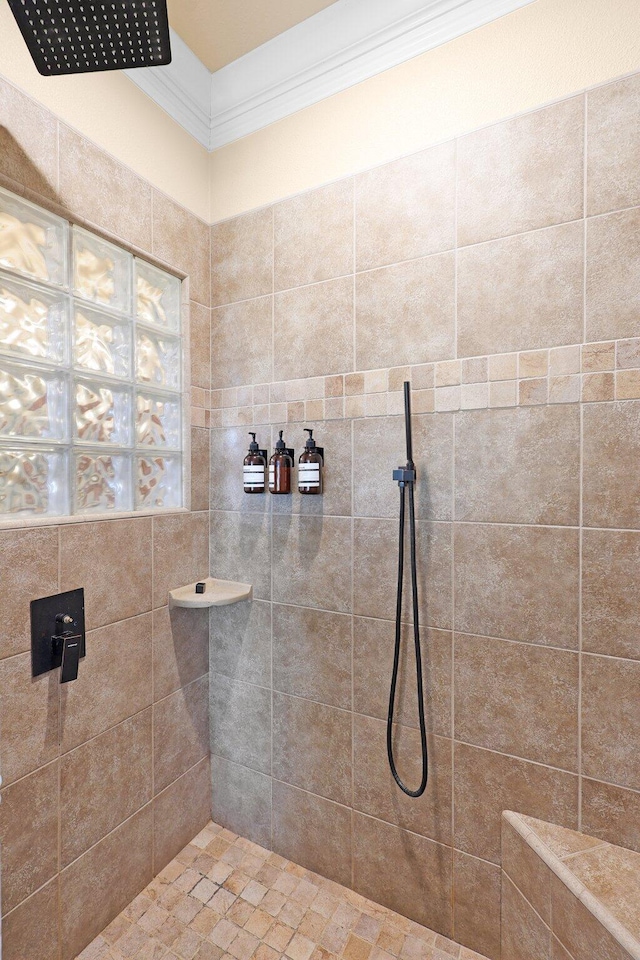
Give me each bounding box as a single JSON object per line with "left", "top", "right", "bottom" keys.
{"left": 243, "top": 433, "right": 266, "bottom": 494}
{"left": 269, "top": 430, "right": 293, "bottom": 494}
{"left": 298, "top": 428, "right": 323, "bottom": 495}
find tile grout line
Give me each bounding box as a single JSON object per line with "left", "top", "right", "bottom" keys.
{"left": 578, "top": 91, "right": 589, "bottom": 834}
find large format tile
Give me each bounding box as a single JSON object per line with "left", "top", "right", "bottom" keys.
{"left": 583, "top": 401, "right": 640, "bottom": 529}
{"left": 457, "top": 221, "right": 584, "bottom": 357}
{"left": 2, "top": 878, "right": 59, "bottom": 960}
{"left": 210, "top": 674, "right": 271, "bottom": 775}
{"left": 210, "top": 598, "right": 271, "bottom": 688}
{"left": 211, "top": 755, "right": 272, "bottom": 848}
{"left": 587, "top": 73, "right": 640, "bottom": 216}
{"left": 453, "top": 742, "right": 578, "bottom": 863}
{"left": 581, "top": 778, "right": 640, "bottom": 855}
{"left": 154, "top": 756, "right": 211, "bottom": 872}
{"left": 210, "top": 425, "right": 270, "bottom": 513}
{"left": 582, "top": 654, "right": 640, "bottom": 792}
{"left": 273, "top": 692, "right": 352, "bottom": 805}
{"left": 353, "top": 519, "right": 452, "bottom": 628}
{"left": 353, "top": 413, "right": 453, "bottom": 521}
{"left": 587, "top": 207, "right": 640, "bottom": 342}
{"left": 60, "top": 804, "right": 153, "bottom": 960}
{"left": 457, "top": 97, "right": 584, "bottom": 246}
{"left": 355, "top": 141, "right": 456, "bottom": 271}
{"left": 353, "top": 618, "right": 452, "bottom": 739}
{"left": 454, "top": 524, "right": 579, "bottom": 648}
{"left": 275, "top": 180, "right": 353, "bottom": 290}
{"left": 501, "top": 874, "right": 551, "bottom": 960}
{"left": 58, "top": 124, "right": 152, "bottom": 251}
{"left": 152, "top": 511, "right": 209, "bottom": 608}
{"left": 353, "top": 714, "right": 451, "bottom": 845}
{"left": 60, "top": 709, "right": 152, "bottom": 867}
{"left": 453, "top": 851, "right": 501, "bottom": 960}
{"left": 273, "top": 603, "right": 351, "bottom": 709}
{"left": 0, "top": 761, "right": 59, "bottom": 914}
{"left": 153, "top": 675, "right": 209, "bottom": 793}
{"left": 0, "top": 651, "right": 58, "bottom": 785}
{"left": 454, "top": 633, "right": 579, "bottom": 770}
{"left": 210, "top": 510, "right": 272, "bottom": 601}
{"left": 272, "top": 781, "right": 352, "bottom": 887}
{"left": 212, "top": 208, "right": 273, "bottom": 306}
{"left": 0, "top": 526, "right": 58, "bottom": 659}
{"left": 353, "top": 812, "right": 452, "bottom": 936}
{"left": 191, "top": 426, "right": 211, "bottom": 512}
{"left": 60, "top": 518, "right": 152, "bottom": 631}
{"left": 272, "top": 515, "right": 352, "bottom": 614}
{"left": 502, "top": 818, "right": 552, "bottom": 924}
{"left": 455, "top": 405, "right": 580, "bottom": 525}
{"left": 152, "top": 190, "right": 209, "bottom": 306}
{"left": 0, "top": 78, "right": 58, "bottom": 199}
{"left": 211, "top": 296, "right": 273, "bottom": 389}
{"left": 60, "top": 612, "right": 153, "bottom": 752}
{"left": 190, "top": 301, "right": 211, "bottom": 389}
{"left": 152, "top": 604, "right": 209, "bottom": 701}
{"left": 582, "top": 530, "right": 640, "bottom": 661}
{"left": 355, "top": 253, "right": 455, "bottom": 370}
{"left": 274, "top": 277, "right": 353, "bottom": 380}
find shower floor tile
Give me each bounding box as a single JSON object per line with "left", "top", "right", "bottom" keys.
{"left": 75, "top": 821, "right": 488, "bottom": 960}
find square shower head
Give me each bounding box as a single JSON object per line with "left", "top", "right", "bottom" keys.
{"left": 7, "top": 0, "right": 172, "bottom": 76}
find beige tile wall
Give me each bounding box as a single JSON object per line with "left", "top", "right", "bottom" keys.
{"left": 208, "top": 71, "right": 640, "bottom": 960}
{"left": 0, "top": 75, "right": 212, "bottom": 959}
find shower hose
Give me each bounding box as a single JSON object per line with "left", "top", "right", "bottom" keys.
{"left": 387, "top": 382, "right": 429, "bottom": 798}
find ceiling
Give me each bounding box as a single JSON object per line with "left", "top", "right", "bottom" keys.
{"left": 166, "top": 0, "right": 340, "bottom": 72}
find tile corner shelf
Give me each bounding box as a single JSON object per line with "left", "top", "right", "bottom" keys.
{"left": 169, "top": 578, "right": 252, "bottom": 609}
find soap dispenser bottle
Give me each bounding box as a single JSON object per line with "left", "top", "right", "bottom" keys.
{"left": 269, "top": 431, "right": 293, "bottom": 494}
{"left": 298, "top": 428, "right": 324, "bottom": 495}
{"left": 243, "top": 433, "right": 266, "bottom": 494}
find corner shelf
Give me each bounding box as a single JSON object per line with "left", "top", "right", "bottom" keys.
{"left": 169, "top": 578, "right": 252, "bottom": 609}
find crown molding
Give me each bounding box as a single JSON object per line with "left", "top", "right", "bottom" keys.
{"left": 125, "top": 29, "right": 211, "bottom": 147}
{"left": 126, "top": 0, "right": 537, "bottom": 152}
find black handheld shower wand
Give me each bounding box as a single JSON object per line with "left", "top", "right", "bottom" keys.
{"left": 388, "top": 381, "right": 428, "bottom": 797}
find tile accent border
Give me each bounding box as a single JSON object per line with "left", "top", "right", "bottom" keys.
{"left": 200, "top": 338, "right": 640, "bottom": 428}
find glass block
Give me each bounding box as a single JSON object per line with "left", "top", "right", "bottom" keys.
{"left": 136, "top": 329, "right": 180, "bottom": 390}
{"left": 135, "top": 259, "right": 180, "bottom": 332}
{"left": 73, "top": 304, "right": 131, "bottom": 379}
{"left": 73, "top": 378, "right": 132, "bottom": 446}
{"left": 135, "top": 390, "right": 180, "bottom": 449}
{"left": 74, "top": 450, "right": 132, "bottom": 513}
{"left": 0, "top": 187, "right": 68, "bottom": 286}
{"left": 73, "top": 226, "right": 132, "bottom": 315}
{"left": 0, "top": 446, "right": 67, "bottom": 516}
{"left": 0, "top": 360, "right": 67, "bottom": 441}
{"left": 137, "top": 454, "right": 181, "bottom": 509}
{"left": 0, "top": 271, "right": 68, "bottom": 364}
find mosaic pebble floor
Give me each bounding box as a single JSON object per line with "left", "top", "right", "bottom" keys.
{"left": 76, "top": 821, "right": 488, "bottom": 960}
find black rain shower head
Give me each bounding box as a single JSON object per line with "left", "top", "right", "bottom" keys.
{"left": 8, "top": 0, "right": 172, "bottom": 76}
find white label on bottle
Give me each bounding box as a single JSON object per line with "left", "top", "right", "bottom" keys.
{"left": 269, "top": 466, "right": 275, "bottom": 481}
{"left": 244, "top": 465, "right": 265, "bottom": 488}
{"left": 299, "top": 464, "right": 320, "bottom": 488}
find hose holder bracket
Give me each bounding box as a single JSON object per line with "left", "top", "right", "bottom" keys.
{"left": 393, "top": 466, "right": 416, "bottom": 487}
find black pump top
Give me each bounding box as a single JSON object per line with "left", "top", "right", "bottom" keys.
{"left": 248, "top": 432, "right": 259, "bottom": 453}
{"left": 275, "top": 430, "right": 286, "bottom": 451}
{"left": 304, "top": 428, "right": 316, "bottom": 450}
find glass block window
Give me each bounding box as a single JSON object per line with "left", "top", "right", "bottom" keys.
{"left": 0, "top": 186, "right": 183, "bottom": 518}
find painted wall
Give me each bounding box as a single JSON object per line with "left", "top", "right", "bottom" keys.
{"left": 206, "top": 71, "right": 640, "bottom": 959}
{"left": 0, "top": 2, "right": 210, "bottom": 221}
{"left": 209, "top": 0, "right": 640, "bottom": 221}
{"left": 0, "top": 78, "right": 213, "bottom": 960}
